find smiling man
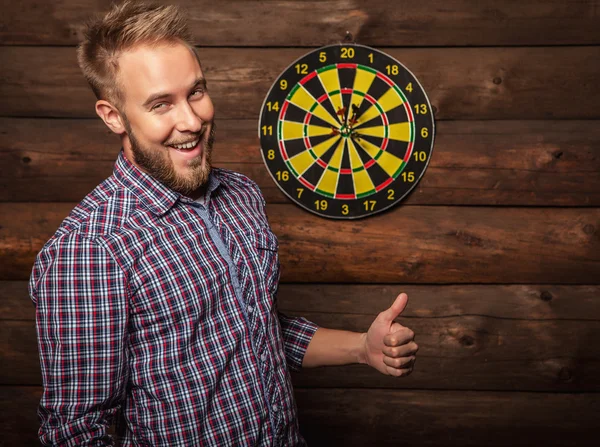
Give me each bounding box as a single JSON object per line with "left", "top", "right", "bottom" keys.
{"left": 29, "top": 1, "right": 418, "bottom": 446}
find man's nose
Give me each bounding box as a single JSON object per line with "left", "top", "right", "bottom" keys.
{"left": 175, "top": 101, "right": 202, "bottom": 133}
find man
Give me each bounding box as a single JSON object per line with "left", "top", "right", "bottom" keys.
{"left": 29, "top": 1, "right": 418, "bottom": 445}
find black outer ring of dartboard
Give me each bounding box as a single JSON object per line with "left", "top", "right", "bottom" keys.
{"left": 258, "top": 43, "right": 435, "bottom": 219}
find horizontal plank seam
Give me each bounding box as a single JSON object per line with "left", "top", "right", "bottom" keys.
{"left": 277, "top": 311, "right": 600, "bottom": 322}
{"left": 3, "top": 44, "right": 600, "bottom": 49}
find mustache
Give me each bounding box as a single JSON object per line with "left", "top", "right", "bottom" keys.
{"left": 164, "top": 123, "right": 213, "bottom": 146}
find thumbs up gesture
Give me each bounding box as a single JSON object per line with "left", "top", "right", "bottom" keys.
{"left": 361, "top": 293, "right": 418, "bottom": 377}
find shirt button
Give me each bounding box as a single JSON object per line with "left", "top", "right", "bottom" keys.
{"left": 248, "top": 305, "right": 254, "bottom": 313}
{"left": 261, "top": 352, "right": 267, "bottom": 362}
{"left": 272, "top": 404, "right": 279, "bottom": 412}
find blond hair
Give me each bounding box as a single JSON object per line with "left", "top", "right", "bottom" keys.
{"left": 77, "top": 0, "right": 195, "bottom": 109}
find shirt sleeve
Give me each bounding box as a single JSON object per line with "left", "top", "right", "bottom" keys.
{"left": 30, "top": 234, "right": 129, "bottom": 446}
{"left": 277, "top": 312, "right": 318, "bottom": 372}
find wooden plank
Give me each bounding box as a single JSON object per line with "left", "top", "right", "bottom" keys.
{"left": 4, "top": 311, "right": 599, "bottom": 390}
{"left": 1, "top": 47, "right": 599, "bottom": 120}
{"left": 295, "top": 389, "right": 600, "bottom": 447}
{"left": 2, "top": 0, "right": 600, "bottom": 46}
{"left": 1, "top": 203, "right": 599, "bottom": 283}
{"left": 5, "top": 281, "right": 599, "bottom": 321}
{"left": 2, "top": 386, "right": 598, "bottom": 447}
{"left": 2, "top": 118, "right": 600, "bottom": 206}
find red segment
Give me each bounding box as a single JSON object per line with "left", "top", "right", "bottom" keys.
{"left": 280, "top": 101, "right": 289, "bottom": 120}
{"left": 376, "top": 177, "right": 394, "bottom": 192}
{"left": 336, "top": 193, "right": 356, "bottom": 199}
{"left": 300, "top": 71, "right": 318, "bottom": 84}
{"left": 303, "top": 112, "right": 312, "bottom": 125}
{"left": 364, "top": 159, "right": 375, "bottom": 169}
{"left": 376, "top": 72, "right": 394, "bottom": 87}
{"left": 316, "top": 159, "right": 328, "bottom": 168}
{"left": 381, "top": 137, "right": 389, "bottom": 152}
{"left": 298, "top": 176, "right": 315, "bottom": 190}
{"left": 405, "top": 101, "right": 414, "bottom": 122}
{"left": 364, "top": 94, "right": 376, "bottom": 104}
{"left": 341, "top": 88, "right": 353, "bottom": 94}
{"left": 304, "top": 137, "right": 311, "bottom": 149}
{"left": 337, "top": 63, "right": 357, "bottom": 69}
{"left": 318, "top": 93, "right": 329, "bottom": 103}
{"left": 404, "top": 141, "right": 414, "bottom": 162}
{"left": 340, "top": 168, "right": 352, "bottom": 175}
{"left": 279, "top": 140, "right": 289, "bottom": 160}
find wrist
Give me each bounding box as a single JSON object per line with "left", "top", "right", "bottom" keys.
{"left": 356, "top": 332, "right": 368, "bottom": 365}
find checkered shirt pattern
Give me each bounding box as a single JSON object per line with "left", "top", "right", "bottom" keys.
{"left": 29, "top": 151, "right": 318, "bottom": 446}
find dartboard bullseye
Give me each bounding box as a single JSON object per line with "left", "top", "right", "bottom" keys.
{"left": 259, "top": 44, "right": 435, "bottom": 219}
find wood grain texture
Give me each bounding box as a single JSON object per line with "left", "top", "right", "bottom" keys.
{"left": 1, "top": 203, "right": 598, "bottom": 283}
{"left": 2, "top": 0, "right": 600, "bottom": 46}
{"left": 295, "top": 388, "right": 600, "bottom": 447}
{"left": 6, "top": 281, "right": 599, "bottom": 321}
{"left": 2, "top": 46, "right": 599, "bottom": 120}
{"left": 2, "top": 118, "right": 599, "bottom": 206}
{"left": 2, "top": 386, "right": 598, "bottom": 447}
{"left": 4, "top": 313, "right": 599, "bottom": 390}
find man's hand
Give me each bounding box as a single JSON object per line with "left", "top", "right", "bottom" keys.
{"left": 360, "top": 293, "right": 418, "bottom": 377}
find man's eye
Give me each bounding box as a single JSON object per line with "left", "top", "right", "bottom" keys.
{"left": 190, "top": 89, "right": 205, "bottom": 97}
{"left": 152, "top": 103, "right": 166, "bottom": 111}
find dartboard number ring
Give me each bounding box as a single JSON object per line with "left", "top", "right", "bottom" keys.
{"left": 259, "top": 44, "right": 435, "bottom": 219}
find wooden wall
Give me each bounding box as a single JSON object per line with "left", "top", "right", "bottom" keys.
{"left": 1, "top": 0, "right": 600, "bottom": 445}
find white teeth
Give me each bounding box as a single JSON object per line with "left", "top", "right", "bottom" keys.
{"left": 171, "top": 139, "right": 199, "bottom": 150}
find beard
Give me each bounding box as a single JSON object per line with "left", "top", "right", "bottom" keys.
{"left": 125, "top": 120, "right": 216, "bottom": 196}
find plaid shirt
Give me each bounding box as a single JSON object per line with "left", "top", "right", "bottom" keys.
{"left": 29, "top": 151, "right": 318, "bottom": 446}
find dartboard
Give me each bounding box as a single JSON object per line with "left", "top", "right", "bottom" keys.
{"left": 259, "top": 44, "right": 434, "bottom": 219}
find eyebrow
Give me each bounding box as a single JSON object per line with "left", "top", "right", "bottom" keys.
{"left": 142, "top": 77, "right": 207, "bottom": 108}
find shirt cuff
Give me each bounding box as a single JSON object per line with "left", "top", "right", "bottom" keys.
{"left": 278, "top": 313, "right": 319, "bottom": 372}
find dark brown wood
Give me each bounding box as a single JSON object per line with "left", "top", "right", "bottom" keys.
{"left": 1, "top": 203, "right": 599, "bottom": 283}
{"left": 2, "top": 118, "right": 600, "bottom": 206}
{"left": 6, "top": 281, "right": 599, "bottom": 321}
{"left": 2, "top": 386, "right": 598, "bottom": 447}
{"left": 2, "top": 47, "right": 599, "bottom": 120}
{"left": 295, "top": 388, "right": 600, "bottom": 447}
{"left": 4, "top": 311, "right": 599, "bottom": 391}
{"left": 2, "top": 0, "right": 600, "bottom": 46}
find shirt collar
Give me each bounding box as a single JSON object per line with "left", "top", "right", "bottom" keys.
{"left": 113, "top": 150, "right": 221, "bottom": 216}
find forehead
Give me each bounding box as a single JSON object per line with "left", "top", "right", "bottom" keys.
{"left": 117, "top": 42, "right": 204, "bottom": 104}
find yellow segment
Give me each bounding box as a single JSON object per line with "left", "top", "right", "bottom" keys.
{"left": 327, "top": 138, "right": 346, "bottom": 170}
{"left": 350, "top": 68, "right": 376, "bottom": 111}
{"left": 377, "top": 88, "right": 403, "bottom": 113}
{"left": 355, "top": 137, "right": 404, "bottom": 177}
{"left": 388, "top": 122, "right": 411, "bottom": 142}
{"left": 356, "top": 104, "right": 380, "bottom": 125}
{"left": 376, "top": 151, "right": 403, "bottom": 177}
{"left": 315, "top": 139, "right": 345, "bottom": 193}
{"left": 356, "top": 88, "right": 403, "bottom": 126}
{"left": 354, "top": 137, "right": 380, "bottom": 158}
{"left": 288, "top": 86, "right": 315, "bottom": 112}
{"left": 289, "top": 150, "right": 316, "bottom": 176}
{"left": 305, "top": 123, "right": 337, "bottom": 137}
{"left": 353, "top": 169, "right": 375, "bottom": 195}
{"left": 347, "top": 138, "right": 365, "bottom": 170}
{"left": 316, "top": 168, "right": 339, "bottom": 195}
{"left": 356, "top": 125, "right": 385, "bottom": 138}
{"left": 312, "top": 135, "right": 341, "bottom": 158}
{"left": 347, "top": 139, "right": 374, "bottom": 195}
{"left": 318, "top": 69, "right": 343, "bottom": 113}
{"left": 290, "top": 86, "right": 339, "bottom": 127}
{"left": 282, "top": 121, "right": 304, "bottom": 140}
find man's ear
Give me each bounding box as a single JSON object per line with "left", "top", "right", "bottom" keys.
{"left": 95, "top": 100, "right": 127, "bottom": 134}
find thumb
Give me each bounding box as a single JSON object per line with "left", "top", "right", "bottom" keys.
{"left": 379, "top": 293, "right": 408, "bottom": 322}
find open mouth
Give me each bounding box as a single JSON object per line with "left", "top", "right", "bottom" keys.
{"left": 169, "top": 138, "right": 200, "bottom": 151}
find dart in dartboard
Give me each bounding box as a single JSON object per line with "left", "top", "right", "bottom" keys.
{"left": 259, "top": 43, "right": 435, "bottom": 219}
